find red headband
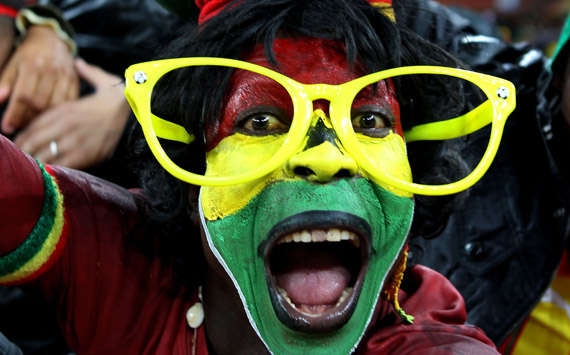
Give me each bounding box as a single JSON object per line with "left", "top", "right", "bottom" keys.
{"left": 196, "top": 0, "right": 392, "bottom": 24}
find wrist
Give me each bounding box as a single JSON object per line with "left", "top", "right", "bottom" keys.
{"left": 26, "top": 25, "right": 69, "bottom": 50}
{"left": 15, "top": 5, "right": 76, "bottom": 56}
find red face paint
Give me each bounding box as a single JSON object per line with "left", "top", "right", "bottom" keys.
{"left": 206, "top": 38, "right": 402, "bottom": 150}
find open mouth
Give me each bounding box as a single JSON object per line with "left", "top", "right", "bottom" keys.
{"left": 261, "top": 211, "right": 371, "bottom": 333}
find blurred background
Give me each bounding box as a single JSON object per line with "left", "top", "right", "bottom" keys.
{"left": 438, "top": 0, "right": 569, "bottom": 56}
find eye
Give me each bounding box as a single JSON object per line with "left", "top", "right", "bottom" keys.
{"left": 350, "top": 105, "right": 395, "bottom": 138}
{"left": 238, "top": 112, "right": 289, "bottom": 134}
{"left": 352, "top": 112, "right": 388, "bottom": 130}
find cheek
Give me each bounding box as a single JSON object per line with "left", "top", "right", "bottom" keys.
{"left": 358, "top": 133, "right": 413, "bottom": 197}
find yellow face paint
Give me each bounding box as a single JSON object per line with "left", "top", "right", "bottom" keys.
{"left": 287, "top": 141, "right": 358, "bottom": 182}
{"left": 201, "top": 110, "right": 412, "bottom": 220}
{"left": 201, "top": 133, "right": 293, "bottom": 220}
{"left": 357, "top": 132, "right": 412, "bottom": 197}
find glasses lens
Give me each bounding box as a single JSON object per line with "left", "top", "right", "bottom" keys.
{"left": 352, "top": 73, "right": 491, "bottom": 186}
{"left": 149, "top": 65, "right": 294, "bottom": 179}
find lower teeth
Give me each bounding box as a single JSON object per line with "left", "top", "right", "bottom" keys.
{"left": 336, "top": 287, "right": 352, "bottom": 306}
{"left": 277, "top": 287, "right": 353, "bottom": 315}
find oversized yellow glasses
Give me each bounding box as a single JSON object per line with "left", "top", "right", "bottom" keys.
{"left": 124, "top": 57, "right": 515, "bottom": 195}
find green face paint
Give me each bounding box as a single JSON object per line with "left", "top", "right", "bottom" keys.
{"left": 200, "top": 178, "right": 413, "bottom": 354}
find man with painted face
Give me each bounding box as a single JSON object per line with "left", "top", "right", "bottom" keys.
{"left": 0, "top": 0, "right": 513, "bottom": 353}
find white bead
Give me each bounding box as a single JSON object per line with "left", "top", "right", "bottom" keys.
{"left": 186, "top": 302, "right": 204, "bottom": 329}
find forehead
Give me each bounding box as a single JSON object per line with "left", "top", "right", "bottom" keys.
{"left": 238, "top": 37, "right": 364, "bottom": 84}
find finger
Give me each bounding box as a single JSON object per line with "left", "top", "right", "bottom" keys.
{"left": 54, "top": 149, "right": 87, "bottom": 169}
{"left": 64, "top": 74, "right": 80, "bottom": 102}
{"left": 0, "top": 61, "right": 17, "bottom": 104}
{"left": 75, "top": 58, "right": 118, "bottom": 89}
{"left": 37, "top": 134, "right": 80, "bottom": 167}
{"left": 0, "top": 64, "right": 17, "bottom": 133}
{"left": 33, "top": 142, "right": 58, "bottom": 164}
{"left": 31, "top": 72, "right": 56, "bottom": 111}
{"left": 14, "top": 111, "right": 65, "bottom": 155}
{"left": 0, "top": 85, "right": 9, "bottom": 103}
{"left": 49, "top": 74, "right": 72, "bottom": 107}
{"left": 26, "top": 132, "right": 66, "bottom": 165}
{"left": 13, "top": 105, "right": 61, "bottom": 143}
{"left": 2, "top": 70, "right": 39, "bottom": 133}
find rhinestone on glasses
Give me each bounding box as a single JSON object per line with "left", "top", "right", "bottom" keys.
{"left": 133, "top": 71, "right": 148, "bottom": 84}
{"left": 496, "top": 86, "right": 509, "bottom": 100}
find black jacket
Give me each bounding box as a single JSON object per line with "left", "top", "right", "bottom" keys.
{"left": 404, "top": 0, "right": 570, "bottom": 345}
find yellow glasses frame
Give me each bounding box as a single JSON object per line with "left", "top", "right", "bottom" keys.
{"left": 124, "top": 57, "right": 516, "bottom": 195}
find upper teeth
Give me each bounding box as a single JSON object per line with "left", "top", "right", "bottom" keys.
{"left": 277, "top": 228, "right": 360, "bottom": 247}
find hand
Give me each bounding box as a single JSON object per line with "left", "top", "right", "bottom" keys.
{"left": 0, "top": 25, "right": 79, "bottom": 134}
{"left": 14, "top": 58, "right": 131, "bottom": 169}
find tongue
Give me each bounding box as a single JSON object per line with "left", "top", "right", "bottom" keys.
{"left": 275, "top": 245, "right": 351, "bottom": 306}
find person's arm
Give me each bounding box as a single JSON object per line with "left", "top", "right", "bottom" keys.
{"left": 0, "top": 133, "right": 181, "bottom": 354}
{"left": 0, "top": 4, "right": 79, "bottom": 135}
{"left": 0, "top": 133, "right": 65, "bottom": 285}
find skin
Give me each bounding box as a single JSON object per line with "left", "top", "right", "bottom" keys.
{"left": 0, "top": 25, "right": 79, "bottom": 134}
{"left": 14, "top": 59, "right": 130, "bottom": 168}
{"left": 196, "top": 38, "right": 413, "bottom": 354}
{"left": 0, "top": 16, "right": 14, "bottom": 71}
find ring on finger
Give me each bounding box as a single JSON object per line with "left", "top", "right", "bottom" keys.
{"left": 49, "top": 140, "right": 59, "bottom": 158}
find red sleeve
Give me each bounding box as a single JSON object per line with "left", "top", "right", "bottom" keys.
{"left": 363, "top": 265, "right": 498, "bottom": 354}
{"left": 41, "top": 164, "right": 198, "bottom": 354}
{"left": 0, "top": 134, "right": 45, "bottom": 253}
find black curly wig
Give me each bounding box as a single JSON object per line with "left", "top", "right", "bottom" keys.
{"left": 125, "top": 0, "right": 471, "bottom": 287}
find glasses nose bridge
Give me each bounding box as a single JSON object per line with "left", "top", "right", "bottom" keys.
{"left": 303, "top": 83, "right": 342, "bottom": 103}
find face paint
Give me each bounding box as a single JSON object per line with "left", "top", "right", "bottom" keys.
{"left": 199, "top": 38, "right": 414, "bottom": 354}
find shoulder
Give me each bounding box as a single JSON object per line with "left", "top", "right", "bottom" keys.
{"left": 362, "top": 265, "right": 498, "bottom": 354}
{"left": 50, "top": 164, "right": 146, "bottom": 223}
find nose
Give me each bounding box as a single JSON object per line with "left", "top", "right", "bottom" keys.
{"left": 286, "top": 110, "right": 358, "bottom": 182}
